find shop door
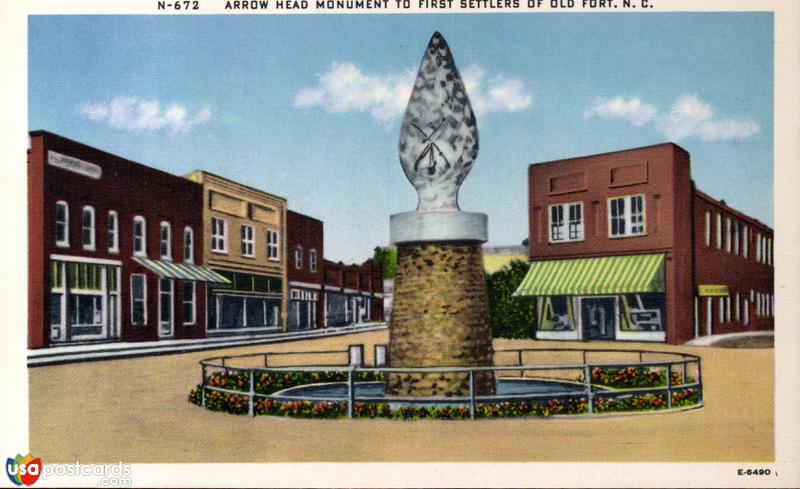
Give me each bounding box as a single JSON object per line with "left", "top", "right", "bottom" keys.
{"left": 159, "top": 278, "right": 174, "bottom": 338}
{"left": 581, "top": 297, "right": 616, "bottom": 340}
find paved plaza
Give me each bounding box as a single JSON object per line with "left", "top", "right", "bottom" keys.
{"left": 29, "top": 331, "right": 774, "bottom": 463}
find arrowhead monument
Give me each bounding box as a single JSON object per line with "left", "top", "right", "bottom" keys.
{"left": 387, "top": 32, "right": 495, "bottom": 397}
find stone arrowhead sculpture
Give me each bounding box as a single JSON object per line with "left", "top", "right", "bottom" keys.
{"left": 399, "top": 31, "right": 479, "bottom": 212}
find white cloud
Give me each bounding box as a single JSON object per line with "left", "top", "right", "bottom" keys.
{"left": 655, "top": 94, "right": 760, "bottom": 141}
{"left": 294, "top": 62, "right": 533, "bottom": 124}
{"left": 78, "top": 97, "right": 212, "bottom": 135}
{"left": 584, "top": 94, "right": 759, "bottom": 142}
{"left": 583, "top": 96, "right": 657, "bottom": 126}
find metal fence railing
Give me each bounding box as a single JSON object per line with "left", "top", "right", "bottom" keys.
{"left": 196, "top": 347, "right": 702, "bottom": 418}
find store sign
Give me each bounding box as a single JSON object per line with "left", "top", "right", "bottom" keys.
{"left": 48, "top": 151, "right": 102, "bottom": 180}
{"left": 698, "top": 284, "right": 729, "bottom": 296}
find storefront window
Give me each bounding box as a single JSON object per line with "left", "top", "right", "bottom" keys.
{"left": 539, "top": 296, "right": 574, "bottom": 331}
{"left": 214, "top": 295, "right": 280, "bottom": 329}
{"left": 621, "top": 293, "right": 666, "bottom": 332}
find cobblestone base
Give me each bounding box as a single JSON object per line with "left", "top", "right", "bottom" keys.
{"left": 387, "top": 242, "right": 495, "bottom": 396}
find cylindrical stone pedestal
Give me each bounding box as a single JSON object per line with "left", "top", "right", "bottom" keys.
{"left": 387, "top": 242, "right": 495, "bottom": 397}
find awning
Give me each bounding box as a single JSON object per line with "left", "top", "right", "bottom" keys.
{"left": 133, "top": 257, "right": 231, "bottom": 284}
{"left": 513, "top": 253, "right": 665, "bottom": 297}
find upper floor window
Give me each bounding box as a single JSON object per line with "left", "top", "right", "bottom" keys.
{"left": 266, "top": 230, "right": 279, "bottom": 261}
{"left": 82, "top": 206, "right": 95, "bottom": 250}
{"left": 183, "top": 227, "right": 194, "bottom": 263}
{"left": 767, "top": 237, "right": 772, "bottom": 266}
{"left": 160, "top": 222, "right": 172, "bottom": 259}
{"left": 310, "top": 249, "right": 318, "bottom": 272}
{"left": 733, "top": 221, "right": 740, "bottom": 256}
{"left": 608, "top": 195, "right": 645, "bottom": 238}
{"left": 56, "top": 201, "right": 69, "bottom": 247}
{"left": 755, "top": 233, "right": 762, "bottom": 263}
{"left": 133, "top": 216, "right": 146, "bottom": 256}
{"left": 549, "top": 202, "right": 583, "bottom": 243}
{"left": 241, "top": 225, "right": 255, "bottom": 257}
{"left": 704, "top": 211, "right": 711, "bottom": 247}
{"left": 211, "top": 217, "right": 227, "bottom": 254}
{"left": 725, "top": 217, "right": 732, "bottom": 253}
{"left": 743, "top": 226, "right": 749, "bottom": 258}
{"left": 108, "top": 211, "right": 119, "bottom": 253}
{"left": 295, "top": 246, "right": 303, "bottom": 269}
{"left": 715, "top": 214, "right": 723, "bottom": 249}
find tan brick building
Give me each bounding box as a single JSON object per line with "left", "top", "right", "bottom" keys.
{"left": 184, "top": 171, "right": 288, "bottom": 333}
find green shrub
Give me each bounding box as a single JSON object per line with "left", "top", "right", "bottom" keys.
{"left": 486, "top": 260, "right": 536, "bottom": 339}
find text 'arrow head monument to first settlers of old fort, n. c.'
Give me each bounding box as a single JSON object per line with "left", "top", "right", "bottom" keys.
{"left": 399, "top": 31, "right": 479, "bottom": 212}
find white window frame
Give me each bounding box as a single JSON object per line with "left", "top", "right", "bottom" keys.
{"left": 726, "top": 295, "right": 731, "bottom": 323}
{"left": 743, "top": 226, "right": 749, "bottom": 258}
{"left": 133, "top": 216, "right": 147, "bottom": 257}
{"left": 719, "top": 297, "right": 725, "bottom": 324}
{"left": 183, "top": 227, "right": 194, "bottom": 263}
{"left": 549, "top": 201, "right": 584, "bottom": 243}
{"left": 211, "top": 217, "right": 228, "bottom": 254}
{"left": 241, "top": 224, "right": 255, "bottom": 257}
{"left": 743, "top": 299, "right": 750, "bottom": 325}
{"left": 82, "top": 205, "right": 96, "bottom": 251}
{"left": 755, "top": 233, "right": 762, "bottom": 263}
{"left": 608, "top": 194, "right": 646, "bottom": 238}
{"left": 130, "top": 273, "right": 147, "bottom": 325}
{"left": 715, "top": 213, "right": 723, "bottom": 249}
{"left": 160, "top": 222, "right": 172, "bottom": 260}
{"left": 295, "top": 246, "right": 303, "bottom": 269}
{"left": 310, "top": 249, "right": 318, "bottom": 272}
{"left": 266, "top": 229, "right": 279, "bottom": 261}
{"left": 735, "top": 293, "right": 740, "bottom": 322}
{"left": 725, "top": 217, "right": 732, "bottom": 253}
{"left": 56, "top": 200, "right": 69, "bottom": 248}
{"left": 183, "top": 281, "right": 196, "bottom": 325}
{"left": 733, "top": 221, "right": 740, "bottom": 256}
{"left": 108, "top": 210, "right": 119, "bottom": 253}
{"left": 767, "top": 237, "right": 772, "bottom": 266}
{"left": 704, "top": 211, "right": 711, "bottom": 247}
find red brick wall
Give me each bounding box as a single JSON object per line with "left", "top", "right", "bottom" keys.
{"left": 28, "top": 131, "right": 206, "bottom": 347}
{"left": 286, "top": 210, "right": 323, "bottom": 286}
{"left": 692, "top": 192, "right": 774, "bottom": 335}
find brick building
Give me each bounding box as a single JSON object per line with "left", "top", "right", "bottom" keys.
{"left": 515, "top": 143, "right": 773, "bottom": 344}
{"left": 286, "top": 210, "right": 323, "bottom": 330}
{"left": 323, "top": 259, "right": 384, "bottom": 327}
{"left": 28, "top": 131, "right": 228, "bottom": 348}
{"left": 183, "top": 171, "right": 287, "bottom": 334}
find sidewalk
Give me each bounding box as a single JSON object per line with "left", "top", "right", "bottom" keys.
{"left": 684, "top": 330, "right": 773, "bottom": 347}
{"left": 27, "top": 322, "right": 388, "bottom": 367}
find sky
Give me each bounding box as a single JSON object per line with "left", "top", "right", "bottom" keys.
{"left": 28, "top": 13, "right": 773, "bottom": 263}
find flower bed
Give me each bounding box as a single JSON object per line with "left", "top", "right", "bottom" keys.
{"left": 593, "top": 393, "right": 668, "bottom": 413}
{"left": 189, "top": 358, "right": 701, "bottom": 419}
{"left": 588, "top": 366, "right": 695, "bottom": 389}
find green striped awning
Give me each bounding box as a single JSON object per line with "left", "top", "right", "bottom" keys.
{"left": 133, "top": 257, "right": 231, "bottom": 284}
{"left": 513, "top": 254, "right": 665, "bottom": 297}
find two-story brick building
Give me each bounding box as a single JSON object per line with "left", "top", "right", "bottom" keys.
{"left": 28, "top": 131, "right": 228, "bottom": 348}
{"left": 286, "top": 210, "right": 324, "bottom": 330}
{"left": 515, "top": 143, "right": 773, "bottom": 345}
{"left": 183, "top": 171, "right": 288, "bottom": 334}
